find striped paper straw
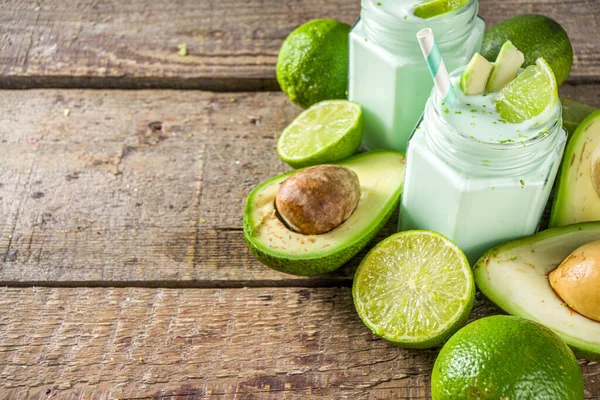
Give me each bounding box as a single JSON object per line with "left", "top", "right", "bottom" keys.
{"left": 417, "top": 28, "right": 456, "bottom": 103}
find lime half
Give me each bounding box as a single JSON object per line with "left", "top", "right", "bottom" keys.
{"left": 352, "top": 230, "right": 475, "bottom": 348}
{"left": 495, "top": 57, "right": 558, "bottom": 123}
{"left": 277, "top": 100, "right": 364, "bottom": 169}
{"left": 414, "top": 0, "right": 469, "bottom": 19}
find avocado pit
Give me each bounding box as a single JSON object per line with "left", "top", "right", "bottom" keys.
{"left": 549, "top": 240, "right": 600, "bottom": 322}
{"left": 275, "top": 165, "right": 360, "bottom": 235}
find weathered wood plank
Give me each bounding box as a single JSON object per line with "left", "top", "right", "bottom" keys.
{"left": 0, "top": 86, "right": 598, "bottom": 286}
{"left": 0, "top": 0, "right": 598, "bottom": 90}
{"left": 0, "top": 89, "right": 333, "bottom": 285}
{"left": 561, "top": 83, "right": 600, "bottom": 107}
{"left": 0, "top": 287, "right": 597, "bottom": 399}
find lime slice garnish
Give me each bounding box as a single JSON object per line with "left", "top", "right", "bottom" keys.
{"left": 494, "top": 57, "right": 559, "bottom": 123}
{"left": 352, "top": 230, "right": 475, "bottom": 349}
{"left": 414, "top": 0, "right": 469, "bottom": 19}
{"left": 276, "top": 100, "right": 364, "bottom": 169}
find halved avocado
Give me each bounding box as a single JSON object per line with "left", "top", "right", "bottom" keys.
{"left": 474, "top": 222, "right": 600, "bottom": 361}
{"left": 243, "top": 150, "right": 405, "bottom": 276}
{"left": 550, "top": 110, "right": 600, "bottom": 227}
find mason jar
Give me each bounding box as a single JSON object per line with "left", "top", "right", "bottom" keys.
{"left": 398, "top": 67, "right": 567, "bottom": 263}
{"left": 348, "top": 0, "right": 485, "bottom": 151}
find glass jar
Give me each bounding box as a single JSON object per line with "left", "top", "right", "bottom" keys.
{"left": 348, "top": 0, "right": 485, "bottom": 151}
{"left": 398, "top": 68, "right": 567, "bottom": 263}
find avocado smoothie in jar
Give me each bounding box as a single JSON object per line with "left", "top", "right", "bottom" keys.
{"left": 348, "top": 0, "right": 485, "bottom": 151}
{"left": 399, "top": 63, "right": 567, "bottom": 263}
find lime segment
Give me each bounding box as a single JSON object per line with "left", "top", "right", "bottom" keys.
{"left": 414, "top": 0, "right": 469, "bottom": 19}
{"left": 277, "top": 100, "right": 364, "bottom": 169}
{"left": 352, "top": 230, "right": 475, "bottom": 348}
{"left": 494, "top": 57, "right": 558, "bottom": 123}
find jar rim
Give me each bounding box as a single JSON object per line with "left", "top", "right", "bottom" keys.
{"left": 420, "top": 65, "right": 566, "bottom": 174}
{"left": 360, "top": 0, "right": 480, "bottom": 52}
{"left": 364, "top": 0, "right": 476, "bottom": 25}
{"left": 429, "top": 65, "right": 562, "bottom": 152}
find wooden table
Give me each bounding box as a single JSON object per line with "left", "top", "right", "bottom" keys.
{"left": 0, "top": 0, "right": 598, "bottom": 398}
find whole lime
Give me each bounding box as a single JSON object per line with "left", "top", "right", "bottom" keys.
{"left": 276, "top": 19, "right": 350, "bottom": 109}
{"left": 431, "top": 315, "right": 584, "bottom": 400}
{"left": 481, "top": 14, "right": 573, "bottom": 86}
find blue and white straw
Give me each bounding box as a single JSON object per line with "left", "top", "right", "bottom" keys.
{"left": 417, "top": 28, "right": 456, "bottom": 103}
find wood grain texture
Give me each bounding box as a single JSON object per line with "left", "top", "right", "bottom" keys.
{"left": 0, "top": 287, "right": 596, "bottom": 399}
{"left": 0, "top": 85, "right": 598, "bottom": 286}
{"left": 0, "top": 88, "right": 339, "bottom": 286}
{"left": 0, "top": 0, "right": 598, "bottom": 90}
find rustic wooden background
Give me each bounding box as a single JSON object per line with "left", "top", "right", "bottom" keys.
{"left": 0, "top": 0, "right": 598, "bottom": 398}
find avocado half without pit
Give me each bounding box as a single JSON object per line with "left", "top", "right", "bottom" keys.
{"left": 243, "top": 151, "right": 406, "bottom": 276}
{"left": 474, "top": 222, "right": 600, "bottom": 361}
{"left": 550, "top": 110, "right": 600, "bottom": 227}
{"left": 275, "top": 165, "right": 361, "bottom": 235}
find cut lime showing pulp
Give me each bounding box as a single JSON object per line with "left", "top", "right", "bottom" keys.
{"left": 352, "top": 230, "right": 474, "bottom": 349}
{"left": 495, "top": 57, "right": 558, "bottom": 123}
{"left": 414, "top": 0, "right": 469, "bottom": 19}
{"left": 277, "top": 100, "right": 364, "bottom": 169}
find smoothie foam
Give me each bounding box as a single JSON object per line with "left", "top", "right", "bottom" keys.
{"left": 370, "top": 0, "right": 425, "bottom": 21}
{"left": 441, "top": 76, "right": 561, "bottom": 144}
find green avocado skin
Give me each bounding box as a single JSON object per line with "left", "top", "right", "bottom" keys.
{"left": 243, "top": 197, "right": 399, "bottom": 276}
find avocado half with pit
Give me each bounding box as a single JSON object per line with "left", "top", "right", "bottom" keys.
{"left": 474, "top": 222, "right": 600, "bottom": 361}
{"left": 550, "top": 110, "right": 600, "bottom": 227}
{"left": 243, "top": 150, "right": 405, "bottom": 276}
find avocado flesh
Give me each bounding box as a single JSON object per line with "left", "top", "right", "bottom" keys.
{"left": 243, "top": 150, "right": 406, "bottom": 276}
{"left": 474, "top": 222, "right": 600, "bottom": 361}
{"left": 550, "top": 110, "right": 600, "bottom": 228}
{"left": 460, "top": 53, "right": 493, "bottom": 95}
{"left": 486, "top": 40, "right": 524, "bottom": 92}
